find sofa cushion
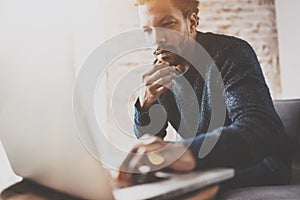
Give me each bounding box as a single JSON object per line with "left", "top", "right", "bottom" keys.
{"left": 273, "top": 99, "right": 300, "bottom": 147}
{"left": 219, "top": 185, "right": 300, "bottom": 200}
{"left": 274, "top": 99, "right": 300, "bottom": 184}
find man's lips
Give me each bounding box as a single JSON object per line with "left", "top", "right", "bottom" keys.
{"left": 154, "top": 49, "right": 173, "bottom": 56}
{"left": 155, "top": 51, "right": 172, "bottom": 61}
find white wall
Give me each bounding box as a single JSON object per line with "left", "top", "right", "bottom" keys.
{"left": 0, "top": 142, "right": 21, "bottom": 192}
{"left": 275, "top": 0, "right": 300, "bottom": 99}
{"left": 0, "top": 0, "right": 105, "bottom": 191}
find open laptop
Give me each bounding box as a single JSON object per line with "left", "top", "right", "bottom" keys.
{"left": 0, "top": 131, "right": 233, "bottom": 200}
{"left": 0, "top": 42, "right": 234, "bottom": 200}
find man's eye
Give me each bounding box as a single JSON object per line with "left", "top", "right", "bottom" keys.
{"left": 143, "top": 28, "right": 152, "bottom": 34}
{"left": 164, "top": 21, "right": 176, "bottom": 27}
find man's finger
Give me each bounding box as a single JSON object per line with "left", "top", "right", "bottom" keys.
{"left": 117, "top": 135, "right": 168, "bottom": 186}
{"left": 145, "top": 66, "right": 177, "bottom": 85}
{"left": 132, "top": 136, "right": 164, "bottom": 153}
{"left": 143, "top": 62, "right": 170, "bottom": 78}
{"left": 156, "top": 81, "right": 174, "bottom": 95}
{"left": 148, "top": 73, "right": 175, "bottom": 93}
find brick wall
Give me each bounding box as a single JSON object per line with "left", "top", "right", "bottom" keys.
{"left": 198, "top": 0, "right": 281, "bottom": 97}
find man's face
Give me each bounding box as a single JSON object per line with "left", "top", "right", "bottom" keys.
{"left": 138, "top": 0, "right": 192, "bottom": 65}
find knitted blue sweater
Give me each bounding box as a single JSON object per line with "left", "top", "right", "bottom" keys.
{"left": 134, "top": 31, "right": 289, "bottom": 169}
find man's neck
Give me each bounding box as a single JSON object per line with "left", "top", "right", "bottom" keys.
{"left": 176, "top": 31, "right": 197, "bottom": 74}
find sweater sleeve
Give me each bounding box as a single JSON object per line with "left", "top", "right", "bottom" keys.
{"left": 185, "top": 40, "right": 286, "bottom": 169}
{"left": 133, "top": 98, "right": 168, "bottom": 139}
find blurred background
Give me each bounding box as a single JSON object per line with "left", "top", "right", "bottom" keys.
{"left": 0, "top": 0, "right": 299, "bottom": 192}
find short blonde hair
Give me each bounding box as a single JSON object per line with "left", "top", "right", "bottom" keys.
{"left": 135, "top": 0, "right": 200, "bottom": 20}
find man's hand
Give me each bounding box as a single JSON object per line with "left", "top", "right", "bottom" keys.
{"left": 140, "top": 61, "right": 177, "bottom": 110}
{"left": 117, "top": 134, "right": 196, "bottom": 187}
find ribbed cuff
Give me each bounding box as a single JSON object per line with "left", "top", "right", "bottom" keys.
{"left": 134, "top": 98, "right": 151, "bottom": 126}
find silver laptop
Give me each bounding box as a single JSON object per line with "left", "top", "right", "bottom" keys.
{"left": 0, "top": 44, "right": 234, "bottom": 200}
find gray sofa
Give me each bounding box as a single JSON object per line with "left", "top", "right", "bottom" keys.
{"left": 219, "top": 99, "right": 300, "bottom": 199}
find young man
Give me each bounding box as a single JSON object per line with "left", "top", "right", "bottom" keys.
{"left": 118, "top": 0, "right": 291, "bottom": 191}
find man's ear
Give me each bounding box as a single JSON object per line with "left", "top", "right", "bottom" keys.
{"left": 189, "top": 13, "right": 199, "bottom": 33}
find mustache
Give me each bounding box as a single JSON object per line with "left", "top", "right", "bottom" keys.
{"left": 153, "top": 45, "right": 177, "bottom": 55}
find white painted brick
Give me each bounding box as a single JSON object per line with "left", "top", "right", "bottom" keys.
{"left": 199, "top": 0, "right": 281, "bottom": 97}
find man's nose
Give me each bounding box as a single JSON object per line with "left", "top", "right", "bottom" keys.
{"left": 152, "top": 28, "right": 167, "bottom": 46}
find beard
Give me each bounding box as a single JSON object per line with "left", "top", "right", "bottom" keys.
{"left": 153, "top": 32, "right": 190, "bottom": 66}
{"left": 153, "top": 46, "right": 183, "bottom": 65}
